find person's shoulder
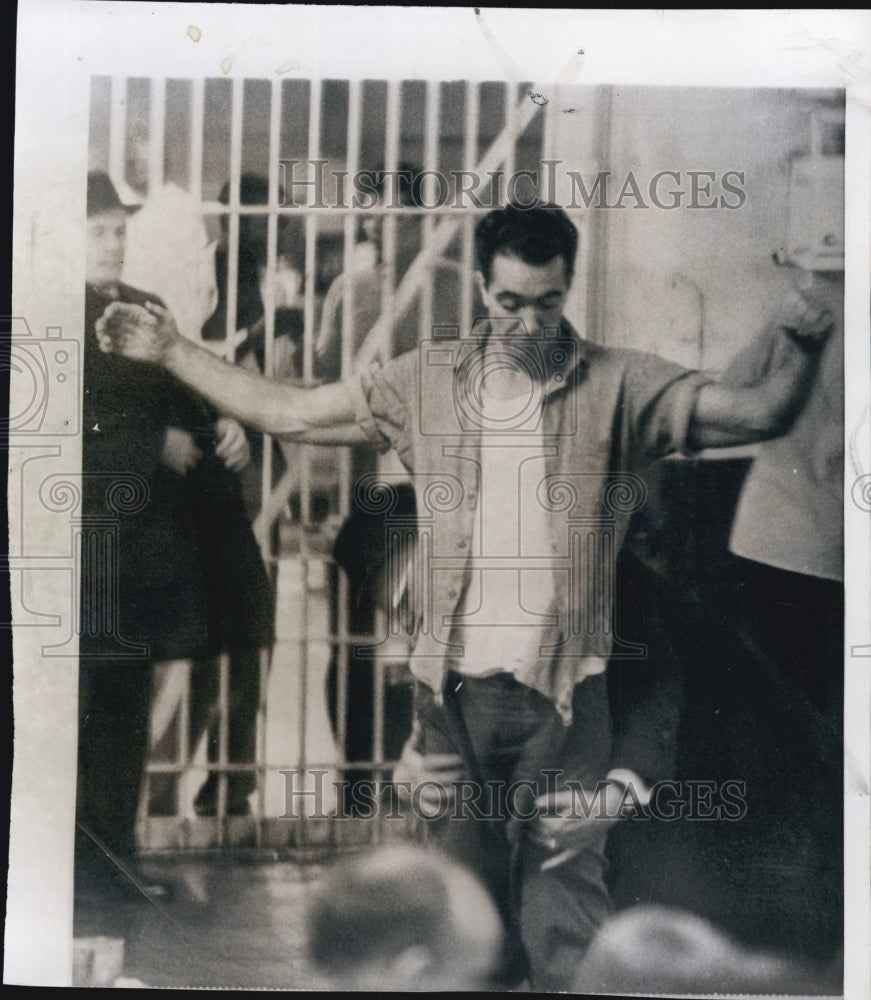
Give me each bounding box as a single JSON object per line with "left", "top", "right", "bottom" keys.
{"left": 357, "top": 344, "right": 423, "bottom": 397}
{"left": 558, "top": 324, "right": 618, "bottom": 370}
{"left": 382, "top": 344, "right": 422, "bottom": 377}
{"left": 587, "top": 342, "right": 643, "bottom": 366}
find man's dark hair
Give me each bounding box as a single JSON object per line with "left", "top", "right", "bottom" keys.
{"left": 305, "top": 845, "right": 503, "bottom": 988}
{"left": 306, "top": 852, "right": 453, "bottom": 975}
{"left": 474, "top": 203, "right": 578, "bottom": 285}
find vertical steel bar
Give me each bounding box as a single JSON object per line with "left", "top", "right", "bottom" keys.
{"left": 189, "top": 78, "right": 205, "bottom": 202}
{"left": 296, "top": 78, "right": 322, "bottom": 842}
{"left": 179, "top": 660, "right": 191, "bottom": 826}
{"left": 504, "top": 80, "right": 517, "bottom": 181}
{"left": 256, "top": 78, "right": 283, "bottom": 556}
{"left": 301, "top": 79, "right": 322, "bottom": 387}
{"left": 211, "top": 76, "right": 246, "bottom": 847}
{"left": 255, "top": 646, "right": 269, "bottom": 847}
{"left": 264, "top": 77, "right": 282, "bottom": 381}
{"left": 148, "top": 77, "right": 166, "bottom": 196}
{"left": 108, "top": 77, "right": 127, "bottom": 183}
{"left": 216, "top": 652, "right": 229, "bottom": 843}
{"left": 335, "top": 78, "right": 361, "bottom": 773}
{"left": 224, "top": 77, "right": 244, "bottom": 366}
{"left": 246, "top": 77, "right": 284, "bottom": 844}
{"left": 419, "top": 80, "right": 440, "bottom": 343}
{"left": 379, "top": 80, "right": 400, "bottom": 362}
{"left": 460, "top": 82, "right": 480, "bottom": 338}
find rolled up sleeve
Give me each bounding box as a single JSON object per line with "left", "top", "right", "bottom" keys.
{"left": 345, "top": 350, "right": 419, "bottom": 463}
{"left": 623, "top": 353, "right": 713, "bottom": 460}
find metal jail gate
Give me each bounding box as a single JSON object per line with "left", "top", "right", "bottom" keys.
{"left": 86, "top": 73, "right": 593, "bottom": 850}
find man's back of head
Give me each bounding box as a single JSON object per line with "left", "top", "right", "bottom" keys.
{"left": 573, "top": 905, "right": 834, "bottom": 995}
{"left": 305, "top": 844, "right": 504, "bottom": 990}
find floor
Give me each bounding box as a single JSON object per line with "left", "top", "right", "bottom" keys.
{"left": 72, "top": 825, "right": 843, "bottom": 992}
{"left": 73, "top": 851, "right": 333, "bottom": 990}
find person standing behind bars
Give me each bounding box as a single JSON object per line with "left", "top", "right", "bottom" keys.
{"left": 122, "top": 174, "right": 285, "bottom": 820}
{"left": 77, "top": 173, "right": 273, "bottom": 896}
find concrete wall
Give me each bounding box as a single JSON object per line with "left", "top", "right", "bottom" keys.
{"left": 589, "top": 86, "right": 843, "bottom": 370}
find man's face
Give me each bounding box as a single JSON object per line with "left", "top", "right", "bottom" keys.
{"left": 86, "top": 208, "right": 127, "bottom": 287}
{"left": 477, "top": 253, "right": 570, "bottom": 340}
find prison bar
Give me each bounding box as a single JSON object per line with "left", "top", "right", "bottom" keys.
{"left": 147, "top": 78, "right": 166, "bottom": 194}
{"left": 93, "top": 74, "right": 556, "bottom": 848}
{"left": 460, "top": 82, "right": 481, "bottom": 342}
{"left": 107, "top": 77, "right": 126, "bottom": 185}
{"left": 188, "top": 79, "right": 205, "bottom": 204}
{"left": 354, "top": 80, "right": 547, "bottom": 368}
{"left": 418, "top": 80, "right": 441, "bottom": 346}
{"left": 335, "top": 77, "right": 363, "bottom": 779}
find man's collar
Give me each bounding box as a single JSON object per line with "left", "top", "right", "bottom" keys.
{"left": 86, "top": 281, "right": 121, "bottom": 301}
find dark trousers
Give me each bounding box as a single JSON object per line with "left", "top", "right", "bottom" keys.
{"left": 727, "top": 556, "right": 844, "bottom": 734}
{"left": 76, "top": 658, "right": 152, "bottom": 877}
{"left": 415, "top": 671, "right": 613, "bottom": 991}
{"left": 609, "top": 555, "right": 844, "bottom": 965}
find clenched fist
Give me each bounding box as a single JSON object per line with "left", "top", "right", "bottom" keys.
{"left": 96, "top": 300, "right": 180, "bottom": 364}
{"left": 776, "top": 287, "right": 835, "bottom": 351}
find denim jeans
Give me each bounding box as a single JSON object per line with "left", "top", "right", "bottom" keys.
{"left": 415, "top": 670, "right": 613, "bottom": 990}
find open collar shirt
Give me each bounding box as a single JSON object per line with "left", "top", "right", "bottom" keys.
{"left": 346, "top": 319, "right": 711, "bottom": 724}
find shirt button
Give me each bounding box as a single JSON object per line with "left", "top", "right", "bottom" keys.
{"left": 448, "top": 588, "right": 458, "bottom": 599}
{"left": 457, "top": 539, "right": 467, "bottom": 549}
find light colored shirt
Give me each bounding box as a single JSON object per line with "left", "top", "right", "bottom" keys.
{"left": 449, "top": 388, "right": 559, "bottom": 678}
{"left": 346, "top": 319, "right": 711, "bottom": 724}
{"left": 724, "top": 275, "right": 844, "bottom": 581}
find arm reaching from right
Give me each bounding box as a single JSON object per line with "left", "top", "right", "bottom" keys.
{"left": 687, "top": 287, "right": 834, "bottom": 450}
{"left": 96, "top": 300, "right": 367, "bottom": 445}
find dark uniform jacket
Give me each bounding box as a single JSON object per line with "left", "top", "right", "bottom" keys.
{"left": 81, "top": 282, "right": 274, "bottom": 662}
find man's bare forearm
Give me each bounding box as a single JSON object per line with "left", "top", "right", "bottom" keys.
{"left": 97, "top": 299, "right": 363, "bottom": 441}
{"left": 689, "top": 329, "right": 826, "bottom": 449}
{"left": 162, "top": 337, "right": 309, "bottom": 436}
